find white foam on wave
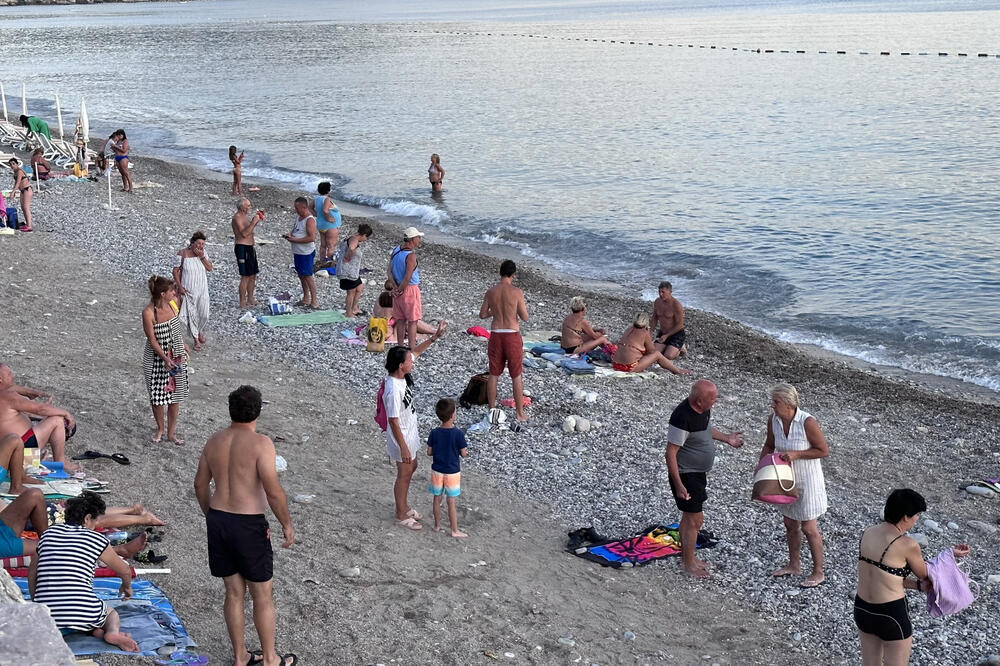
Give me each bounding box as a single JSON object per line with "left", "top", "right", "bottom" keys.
{"left": 344, "top": 194, "right": 449, "bottom": 227}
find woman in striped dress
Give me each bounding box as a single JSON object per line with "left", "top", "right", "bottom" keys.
{"left": 142, "top": 276, "right": 189, "bottom": 445}
{"left": 173, "top": 231, "right": 213, "bottom": 351}
{"left": 28, "top": 491, "right": 138, "bottom": 652}
{"left": 759, "top": 383, "right": 830, "bottom": 588}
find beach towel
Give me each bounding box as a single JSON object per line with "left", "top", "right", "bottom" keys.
{"left": 531, "top": 343, "right": 565, "bottom": 356}
{"left": 926, "top": 549, "right": 978, "bottom": 617}
{"left": 560, "top": 358, "right": 596, "bottom": 375}
{"left": 2, "top": 479, "right": 85, "bottom": 499}
{"left": 257, "top": 310, "right": 347, "bottom": 328}
{"left": 3, "top": 554, "right": 133, "bottom": 579}
{"left": 13, "top": 577, "right": 193, "bottom": 657}
{"left": 367, "top": 317, "right": 388, "bottom": 352}
{"left": 570, "top": 523, "right": 717, "bottom": 568}
{"left": 466, "top": 326, "right": 491, "bottom": 340}
{"left": 593, "top": 366, "right": 659, "bottom": 380}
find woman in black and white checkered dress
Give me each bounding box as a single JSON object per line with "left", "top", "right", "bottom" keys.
{"left": 142, "top": 276, "right": 189, "bottom": 445}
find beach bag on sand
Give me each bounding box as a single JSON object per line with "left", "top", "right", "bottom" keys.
{"left": 459, "top": 373, "right": 489, "bottom": 409}
{"left": 374, "top": 379, "right": 388, "bottom": 431}
{"left": 751, "top": 453, "right": 798, "bottom": 504}
{"left": 367, "top": 317, "right": 388, "bottom": 352}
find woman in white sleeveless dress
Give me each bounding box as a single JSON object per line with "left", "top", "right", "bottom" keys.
{"left": 173, "top": 231, "right": 213, "bottom": 350}
{"left": 758, "top": 383, "right": 830, "bottom": 588}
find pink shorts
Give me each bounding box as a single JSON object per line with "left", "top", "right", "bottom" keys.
{"left": 392, "top": 285, "right": 422, "bottom": 322}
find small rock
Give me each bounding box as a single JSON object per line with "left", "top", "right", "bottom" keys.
{"left": 911, "top": 533, "right": 929, "bottom": 547}
{"left": 503, "top": 653, "right": 515, "bottom": 659}
{"left": 338, "top": 566, "right": 361, "bottom": 578}
{"left": 558, "top": 637, "right": 576, "bottom": 647}
{"left": 292, "top": 494, "right": 315, "bottom": 503}
{"left": 785, "top": 589, "right": 799, "bottom": 597}
{"left": 986, "top": 574, "right": 1000, "bottom": 585}
{"left": 968, "top": 520, "right": 998, "bottom": 535}
{"left": 947, "top": 522, "right": 960, "bottom": 530}
{"left": 623, "top": 630, "right": 636, "bottom": 641}
{"left": 562, "top": 416, "right": 576, "bottom": 433}
{"left": 585, "top": 391, "right": 597, "bottom": 403}
{"left": 924, "top": 519, "right": 943, "bottom": 533}
{"left": 575, "top": 418, "right": 591, "bottom": 433}
{"left": 347, "top": 419, "right": 358, "bottom": 425}
{"left": 793, "top": 632, "right": 801, "bottom": 641}
{"left": 988, "top": 654, "right": 1000, "bottom": 666}
{"left": 966, "top": 485, "right": 995, "bottom": 497}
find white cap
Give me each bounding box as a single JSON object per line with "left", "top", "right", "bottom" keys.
{"left": 403, "top": 226, "right": 425, "bottom": 240}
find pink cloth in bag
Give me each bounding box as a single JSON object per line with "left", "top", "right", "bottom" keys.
{"left": 925, "top": 548, "right": 977, "bottom": 617}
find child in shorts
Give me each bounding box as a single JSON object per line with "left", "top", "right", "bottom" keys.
{"left": 426, "top": 398, "right": 468, "bottom": 538}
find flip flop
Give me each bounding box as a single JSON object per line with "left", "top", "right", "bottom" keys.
{"left": 247, "top": 649, "right": 264, "bottom": 666}
{"left": 406, "top": 508, "right": 422, "bottom": 521}
{"left": 397, "top": 517, "right": 422, "bottom": 531}
{"left": 71, "top": 450, "right": 105, "bottom": 461}
{"left": 133, "top": 549, "right": 168, "bottom": 564}
{"left": 110, "top": 453, "right": 130, "bottom": 465}
{"left": 152, "top": 433, "right": 163, "bottom": 443}
{"left": 279, "top": 655, "right": 298, "bottom": 666}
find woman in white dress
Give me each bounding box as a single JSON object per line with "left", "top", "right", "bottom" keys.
{"left": 758, "top": 383, "right": 830, "bottom": 588}
{"left": 173, "top": 231, "right": 213, "bottom": 351}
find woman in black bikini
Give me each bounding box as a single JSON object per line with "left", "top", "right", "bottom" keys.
{"left": 8, "top": 158, "right": 33, "bottom": 231}
{"left": 855, "top": 489, "right": 969, "bottom": 665}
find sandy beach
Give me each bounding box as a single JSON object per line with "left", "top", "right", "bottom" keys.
{"left": 2, "top": 152, "right": 999, "bottom": 665}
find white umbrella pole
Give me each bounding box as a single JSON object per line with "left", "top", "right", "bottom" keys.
{"left": 55, "top": 94, "right": 64, "bottom": 140}
{"left": 107, "top": 170, "right": 112, "bottom": 208}
{"left": 1, "top": 84, "right": 7, "bottom": 122}
{"left": 80, "top": 97, "right": 89, "bottom": 143}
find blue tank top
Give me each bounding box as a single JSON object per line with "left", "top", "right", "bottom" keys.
{"left": 314, "top": 195, "right": 341, "bottom": 229}
{"left": 391, "top": 247, "right": 420, "bottom": 285}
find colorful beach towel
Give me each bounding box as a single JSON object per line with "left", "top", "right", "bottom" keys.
{"left": 570, "top": 523, "right": 717, "bottom": 568}
{"left": 13, "top": 577, "right": 193, "bottom": 656}
{"left": 257, "top": 310, "right": 347, "bottom": 328}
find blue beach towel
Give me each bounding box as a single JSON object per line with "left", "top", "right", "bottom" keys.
{"left": 530, "top": 343, "right": 564, "bottom": 356}
{"left": 560, "top": 358, "right": 596, "bottom": 375}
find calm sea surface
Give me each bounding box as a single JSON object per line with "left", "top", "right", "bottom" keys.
{"left": 2, "top": 0, "right": 999, "bottom": 390}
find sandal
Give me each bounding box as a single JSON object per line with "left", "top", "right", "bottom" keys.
{"left": 397, "top": 517, "right": 422, "bottom": 531}
{"left": 133, "top": 549, "right": 168, "bottom": 564}
{"left": 406, "top": 508, "right": 422, "bottom": 521}
{"left": 110, "top": 453, "right": 131, "bottom": 465}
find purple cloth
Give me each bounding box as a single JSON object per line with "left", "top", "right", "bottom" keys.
{"left": 926, "top": 548, "right": 977, "bottom": 617}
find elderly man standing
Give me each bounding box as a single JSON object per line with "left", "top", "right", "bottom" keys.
{"left": 665, "top": 379, "right": 743, "bottom": 578}
{"left": 0, "top": 364, "right": 79, "bottom": 473}
{"left": 388, "top": 227, "right": 425, "bottom": 347}
{"left": 232, "top": 199, "right": 265, "bottom": 310}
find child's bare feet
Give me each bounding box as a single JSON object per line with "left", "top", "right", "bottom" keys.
{"left": 451, "top": 530, "right": 468, "bottom": 538}
{"left": 433, "top": 524, "right": 442, "bottom": 533}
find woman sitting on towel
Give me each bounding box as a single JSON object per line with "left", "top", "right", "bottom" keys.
{"left": 29, "top": 491, "right": 139, "bottom": 653}
{"left": 561, "top": 296, "right": 610, "bottom": 355}
{"left": 611, "top": 313, "right": 690, "bottom": 374}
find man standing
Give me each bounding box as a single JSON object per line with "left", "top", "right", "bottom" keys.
{"left": 388, "top": 227, "right": 425, "bottom": 347}
{"left": 194, "top": 386, "right": 296, "bottom": 666}
{"left": 0, "top": 364, "right": 78, "bottom": 472}
{"left": 665, "top": 379, "right": 743, "bottom": 578}
{"left": 284, "top": 197, "right": 318, "bottom": 309}
{"left": 479, "top": 260, "right": 529, "bottom": 423}
{"left": 232, "top": 199, "right": 264, "bottom": 310}
{"left": 651, "top": 281, "right": 687, "bottom": 360}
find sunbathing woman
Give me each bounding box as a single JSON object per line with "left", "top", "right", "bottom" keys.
{"left": 561, "top": 297, "right": 610, "bottom": 355}
{"left": 611, "top": 313, "right": 690, "bottom": 374}
{"left": 229, "top": 145, "right": 244, "bottom": 195}
{"left": 8, "top": 158, "right": 33, "bottom": 231}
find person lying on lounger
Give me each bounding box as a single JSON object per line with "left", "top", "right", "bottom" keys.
{"left": 611, "top": 314, "right": 691, "bottom": 375}
{"left": 0, "top": 364, "right": 80, "bottom": 472}
{"left": 561, "top": 296, "right": 610, "bottom": 355}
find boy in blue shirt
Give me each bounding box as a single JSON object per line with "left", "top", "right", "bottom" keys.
{"left": 426, "top": 398, "right": 468, "bottom": 538}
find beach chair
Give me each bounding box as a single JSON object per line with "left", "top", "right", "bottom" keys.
{"left": 36, "top": 134, "right": 77, "bottom": 168}
{"left": 0, "top": 120, "right": 30, "bottom": 149}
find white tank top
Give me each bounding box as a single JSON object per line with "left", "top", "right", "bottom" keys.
{"left": 290, "top": 215, "right": 316, "bottom": 255}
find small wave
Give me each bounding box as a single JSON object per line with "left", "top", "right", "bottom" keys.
{"left": 341, "top": 193, "right": 449, "bottom": 227}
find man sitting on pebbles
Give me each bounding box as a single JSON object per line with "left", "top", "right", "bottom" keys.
{"left": 0, "top": 364, "right": 80, "bottom": 472}
{"left": 651, "top": 281, "right": 687, "bottom": 360}
{"left": 665, "top": 379, "right": 744, "bottom": 578}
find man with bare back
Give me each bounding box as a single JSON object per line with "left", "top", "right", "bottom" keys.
{"left": 651, "top": 281, "right": 687, "bottom": 360}
{"left": 232, "top": 199, "right": 265, "bottom": 310}
{"left": 479, "top": 260, "right": 529, "bottom": 423}
{"left": 194, "top": 385, "right": 296, "bottom": 666}
{"left": 0, "top": 364, "right": 79, "bottom": 473}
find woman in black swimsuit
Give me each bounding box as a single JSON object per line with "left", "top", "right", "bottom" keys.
{"left": 855, "top": 489, "right": 970, "bottom": 665}
{"left": 8, "top": 158, "right": 33, "bottom": 231}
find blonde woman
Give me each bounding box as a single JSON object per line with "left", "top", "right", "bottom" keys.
{"left": 428, "top": 153, "right": 444, "bottom": 192}
{"left": 759, "top": 383, "right": 829, "bottom": 588}
{"left": 560, "top": 297, "right": 609, "bottom": 355}
{"left": 611, "top": 313, "right": 689, "bottom": 374}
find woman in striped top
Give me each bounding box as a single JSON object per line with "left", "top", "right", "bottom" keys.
{"left": 28, "top": 491, "right": 138, "bottom": 652}
{"left": 759, "top": 383, "right": 830, "bottom": 588}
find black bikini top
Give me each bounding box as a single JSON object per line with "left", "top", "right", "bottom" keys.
{"left": 859, "top": 533, "right": 912, "bottom": 577}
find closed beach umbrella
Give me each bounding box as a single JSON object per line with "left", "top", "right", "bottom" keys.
{"left": 55, "top": 93, "right": 64, "bottom": 139}
{"left": 1, "top": 83, "right": 7, "bottom": 122}
{"left": 21, "top": 83, "right": 26, "bottom": 116}
{"left": 80, "top": 97, "right": 89, "bottom": 143}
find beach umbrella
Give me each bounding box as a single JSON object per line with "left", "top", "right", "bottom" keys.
{"left": 55, "top": 93, "right": 64, "bottom": 139}
{"left": 1, "top": 83, "right": 7, "bottom": 122}
{"left": 21, "top": 83, "right": 26, "bottom": 116}
{"left": 80, "top": 97, "right": 89, "bottom": 143}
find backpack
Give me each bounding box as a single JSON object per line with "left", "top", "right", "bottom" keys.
{"left": 374, "top": 379, "right": 388, "bottom": 431}
{"left": 459, "top": 373, "right": 490, "bottom": 409}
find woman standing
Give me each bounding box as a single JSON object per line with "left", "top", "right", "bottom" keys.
{"left": 142, "top": 276, "right": 188, "bottom": 444}
{"left": 173, "top": 231, "right": 213, "bottom": 351}
{"left": 760, "top": 383, "right": 829, "bottom": 587}
{"left": 856, "top": 489, "right": 969, "bottom": 665}
{"left": 383, "top": 320, "right": 446, "bottom": 530}
{"left": 8, "top": 158, "right": 33, "bottom": 231}
{"left": 229, "top": 145, "right": 244, "bottom": 195}
{"left": 337, "top": 223, "right": 373, "bottom": 317}
{"left": 110, "top": 129, "right": 133, "bottom": 193}
{"left": 428, "top": 154, "right": 445, "bottom": 192}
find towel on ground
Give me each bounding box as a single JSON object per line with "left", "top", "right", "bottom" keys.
{"left": 257, "top": 310, "right": 348, "bottom": 327}
{"left": 570, "top": 523, "right": 717, "bottom": 568}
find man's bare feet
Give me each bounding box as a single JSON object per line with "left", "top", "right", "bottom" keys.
{"left": 114, "top": 532, "right": 147, "bottom": 558}
{"left": 682, "top": 562, "right": 710, "bottom": 579}
{"left": 248, "top": 299, "right": 258, "bottom": 306}
{"left": 63, "top": 460, "right": 82, "bottom": 473}
{"left": 451, "top": 530, "right": 468, "bottom": 538}
{"left": 103, "top": 631, "right": 139, "bottom": 652}
{"left": 771, "top": 565, "right": 801, "bottom": 577}
{"left": 800, "top": 573, "right": 825, "bottom": 588}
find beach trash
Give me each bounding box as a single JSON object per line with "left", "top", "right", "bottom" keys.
{"left": 274, "top": 455, "right": 288, "bottom": 472}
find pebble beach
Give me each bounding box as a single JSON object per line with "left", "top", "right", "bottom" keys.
{"left": 3, "top": 153, "right": 1000, "bottom": 665}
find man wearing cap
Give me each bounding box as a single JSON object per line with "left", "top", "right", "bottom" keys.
{"left": 388, "top": 227, "right": 425, "bottom": 347}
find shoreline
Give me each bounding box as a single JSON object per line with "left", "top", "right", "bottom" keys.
{"left": 5, "top": 149, "right": 1000, "bottom": 664}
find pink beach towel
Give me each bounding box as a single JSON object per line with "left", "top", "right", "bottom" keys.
{"left": 926, "top": 548, "right": 978, "bottom": 617}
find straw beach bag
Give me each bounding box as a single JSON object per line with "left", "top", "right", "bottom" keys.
{"left": 752, "top": 453, "right": 798, "bottom": 504}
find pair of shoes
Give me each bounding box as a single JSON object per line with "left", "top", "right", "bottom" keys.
{"left": 406, "top": 508, "right": 423, "bottom": 520}
{"left": 397, "top": 517, "right": 422, "bottom": 531}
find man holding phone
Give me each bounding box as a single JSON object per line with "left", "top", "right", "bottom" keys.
{"left": 232, "top": 198, "right": 264, "bottom": 310}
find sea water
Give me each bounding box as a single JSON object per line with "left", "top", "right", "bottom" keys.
{"left": 1, "top": 0, "right": 998, "bottom": 391}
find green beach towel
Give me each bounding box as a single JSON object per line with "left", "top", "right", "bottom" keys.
{"left": 257, "top": 311, "right": 348, "bottom": 328}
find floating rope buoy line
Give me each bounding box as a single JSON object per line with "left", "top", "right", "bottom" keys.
{"left": 415, "top": 30, "right": 1000, "bottom": 59}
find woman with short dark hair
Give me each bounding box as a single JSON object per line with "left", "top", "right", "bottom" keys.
{"left": 855, "top": 488, "right": 970, "bottom": 665}
{"left": 172, "top": 231, "right": 214, "bottom": 350}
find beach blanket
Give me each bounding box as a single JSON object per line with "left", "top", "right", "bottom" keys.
{"left": 560, "top": 358, "right": 595, "bottom": 375}
{"left": 13, "top": 577, "right": 193, "bottom": 657}
{"left": 520, "top": 330, "right": 562, "bottom": 345}
{"left": 570, "top": 523, "right": 717, "bottom": 568}
{"left": 3, "top": 554, "right": 134, "bottom": 579}
{"left": 2, "top": 479, "right": 85, "bottom": 499}
{"left": 257, "top": 310, "right": 347, "bottom": 328}
{"left": 530, "top": 343, "right": 564, "bottom": 356}
{"left": 593, "top": 366, "right": 659, "bottom": 380}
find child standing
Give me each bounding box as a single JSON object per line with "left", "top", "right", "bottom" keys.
{"left": 426, "top": 398, "right": 468, "bottom": 538}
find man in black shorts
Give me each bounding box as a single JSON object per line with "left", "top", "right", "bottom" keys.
{"left": 194, "top": 386, "right": 297, "bottom": 666}
{"left": 231, "top": 199, "right": 264, "bottom": 310}
{"left": 665, "top": 379, "right": 744, "bottom": 578}
{"left": 651, "top": 281, "right": 687, "bottom": 360}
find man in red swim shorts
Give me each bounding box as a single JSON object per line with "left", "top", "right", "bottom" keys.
{"left": 479, "top": 260, "right": 530, "bottom": 423}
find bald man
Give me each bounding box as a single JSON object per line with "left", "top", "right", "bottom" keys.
{"left": 232, "top": 198, "right": 265, "bottom": 309}
{"left": 665, "top": 379, "right": 744, "bottom": 578}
